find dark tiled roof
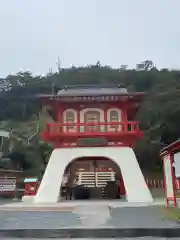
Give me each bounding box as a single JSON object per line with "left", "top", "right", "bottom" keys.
{"left": 57, "top": 85, "right": 128, "bottom": 96}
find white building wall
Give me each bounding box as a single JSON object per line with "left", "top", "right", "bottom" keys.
{"left": 34, "top": 147, "right": 153, "bottom": 204}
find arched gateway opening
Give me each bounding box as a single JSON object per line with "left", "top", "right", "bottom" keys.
{"left": 60, "top": 156, "right": 126, "bottom": 200}
{"left": 34, "top": 147, "right": 152, "bottom": 204}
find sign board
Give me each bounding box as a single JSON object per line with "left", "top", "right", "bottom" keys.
{"left": 0, "top": 177, "right": 16, "bottom": 192}
{"left": 77, "top": 137, "right": 107, "bottom": 146}
{"left": 0, "top": 130, "right": 10, "bottom": 138}
{"left": 24, "top": 178, "right": 38, "bottom": 183}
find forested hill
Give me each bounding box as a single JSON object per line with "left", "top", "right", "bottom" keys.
{"left": 1, "top": 60, "right": 180, "bottom": 172}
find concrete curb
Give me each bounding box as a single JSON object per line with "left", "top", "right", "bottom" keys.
{"left": 0, "top": 228, "right": 180, "bottom": 238}
{"left": 0, "top": 206, "right": 75, "bottom": 212}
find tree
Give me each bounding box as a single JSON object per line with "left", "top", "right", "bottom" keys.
{"left": 6, "top": 151, "right": 31, "bottom": 170}
{"left": 0, "top": 62, "right": 180, "bottom": 172}
{"left": 119, "top": 65, "right": 128, "bottom": 71}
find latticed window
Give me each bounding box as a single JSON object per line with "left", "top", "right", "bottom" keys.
{"left": 64, "top": 111, "right": 75, "bottom": 132}
{"left": 109, "top": 110, "right": 119, "bottom": 132}
{"left": 84, "top": 111, "right": 100, "bottom": 132}
{"left": 110, "top": 110, "right": 119, "bottom": 122}
{"left": 65, "top": 111, "right": 75, "bottom": 122}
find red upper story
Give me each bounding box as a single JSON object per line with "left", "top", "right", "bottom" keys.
{"left": 40, "top": 85, "right": 145, "bottom": 148}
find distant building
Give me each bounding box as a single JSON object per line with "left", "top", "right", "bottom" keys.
{"left": 0, "top": 79, "right": 12, "bottom": 92}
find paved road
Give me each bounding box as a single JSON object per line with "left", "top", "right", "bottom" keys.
{"left": 0, "top": 205, "right": 178, "bottom": 229}
{"left": 108, "top": 206, "right": 179, "bottom": 228}
{"left": 2, "top": 238, "right": 180, "bottom": 240}
{"left": 2, "top": 238, "right": 179, "bottom": 240}
{"left": 0, "top": 201, "right": 179, "bottom": 238}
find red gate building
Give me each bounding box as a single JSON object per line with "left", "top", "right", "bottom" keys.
{"left": 24, "top": 85, "right": 153, "bottom": 204}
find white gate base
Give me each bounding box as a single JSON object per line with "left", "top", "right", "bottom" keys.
{"left": 22, "top": 196, "right": 35, "bottom": 203}
{"left": 33, "top": 147, "right": 153, "bottom": 204}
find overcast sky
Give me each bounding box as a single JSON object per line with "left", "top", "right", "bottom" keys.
{"left": 0, "top": 0, "right": 179, "bottom": 77}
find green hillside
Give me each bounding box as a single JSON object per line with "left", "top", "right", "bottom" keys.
{"left": 0, "top": 61, "right": 180, "bottom": 174}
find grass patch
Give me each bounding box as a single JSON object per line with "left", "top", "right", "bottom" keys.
{"left": 164, "top": 207, "right": 180, "bottom": 221}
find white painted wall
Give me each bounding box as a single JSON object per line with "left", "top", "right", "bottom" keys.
{"left": 34, "top": 147, "right": 153, "bottom": 204}
{"left": 163, "top": 154, "right": 174, "bottom": 198}
{"left": 173, "top": 152, "right": 180, "bottom": 177}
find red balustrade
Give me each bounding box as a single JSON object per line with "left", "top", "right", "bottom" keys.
{"left": 44, "top": 121, "right": 141, "bottom": 137}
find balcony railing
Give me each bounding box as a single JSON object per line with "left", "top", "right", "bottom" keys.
{"left": 43, "top": 121, "right": 141, "bottom": 139}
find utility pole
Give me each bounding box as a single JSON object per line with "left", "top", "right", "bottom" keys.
{"left": 57, "top": 56, "right": 61, "bottom": 74}
{"left": 48, "top": 68, "right": 53, "bottom": 76}
{"left": 52, "top": 83, "right": 55, "bottom": 95}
